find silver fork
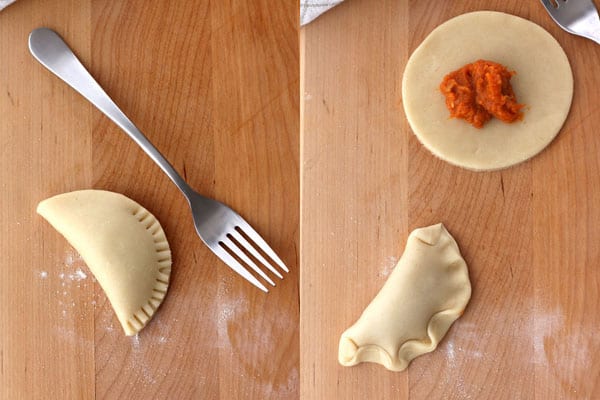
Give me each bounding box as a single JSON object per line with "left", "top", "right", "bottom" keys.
{"left": 28, "top": 28, "right": 288, "bottom": 292}
{"left": 541, "top": 0, "right": 600, "bottom": 44}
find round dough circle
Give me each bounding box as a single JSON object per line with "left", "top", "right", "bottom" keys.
{"left": 402, "top": 11, "right": 573, "bottom": 171}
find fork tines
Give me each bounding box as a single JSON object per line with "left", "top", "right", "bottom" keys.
{"left": 215, "top": 223, "right": 289, "bottom": 292}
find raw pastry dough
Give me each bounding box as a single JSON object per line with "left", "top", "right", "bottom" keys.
{"left": 402, "top": 11, "right": 573, "bottom": 171}
{"left": 338, "top": 224, "right": 471, "bottom": 371}
{"left": 37, "top": 190, "right": 171, "bottom": 335}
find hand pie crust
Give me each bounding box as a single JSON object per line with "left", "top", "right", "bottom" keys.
{"left": 338, "top": 224, "right": 471, "bottom": 371}
{"left": 38, "top": 190, "right": 171, "bottom": 335}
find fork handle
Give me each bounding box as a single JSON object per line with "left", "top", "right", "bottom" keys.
{"left": 28, "top": 28, "right": 194, "bottom": 198}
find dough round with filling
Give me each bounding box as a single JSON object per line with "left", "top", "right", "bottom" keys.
{"left": 402, "top": 11, "right": 573, "bottom": 171}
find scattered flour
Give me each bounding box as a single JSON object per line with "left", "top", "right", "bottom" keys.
{"left": 52, "top": 326, "right": 93, "bottom": 348}
{"left": 46, "top": 252, "right": 298, "bottom": 395}
{"left": 217, "top": 295, "right": 248, "bottom": 350}
{"left": 70, "top": 268, "right": 87, "bottom": 281}
{"left": 258, "top": 366, "right": 299, "bottom": 399}
{"left": 128, "top": 333, "right": 162, "bottom": 385}
{"left": 441, "top": 333, "right": 483, "bottom": 365}
{"left": 39, "top": 271, "right": 48, "bottom": 279}
{"left": 131, "top": 334, "right": 140, "bottom": 349}
{"left": 52, "top": 249, "right": 95, "bottom": 320}
{"left": 63, "top": 249, "right": 82, "bottom": 266}
{"left": 446, "top": 340, "right": 456, "bottom": 363}
{"left": 378, "top": 255, "right": 398, "bottom": 279}
{"left": 531, "top": 303, "right": 596, "bottom": 396}
{"left": 533, "top": 307, "right": 565, "bottom": 366}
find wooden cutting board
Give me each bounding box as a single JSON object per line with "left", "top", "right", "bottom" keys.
{"left": 0, "top": 1, "right": 298, "bottom": 399}
{"left": 301, "top": 0, "right": 600, "bottom": 399}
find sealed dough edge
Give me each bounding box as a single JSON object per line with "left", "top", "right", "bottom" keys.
{"left": 338, "top": 223, "right": 471, "bottom": 371}
{"left": 37, "top": 190, "right": 172, "bottom": 335}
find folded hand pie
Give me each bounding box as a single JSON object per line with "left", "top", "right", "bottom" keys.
{"left": 37, "top": 190, "right": 171, "bottom": 335}
{"left": 338, "top": 223, "right": 471, "bottom": 371}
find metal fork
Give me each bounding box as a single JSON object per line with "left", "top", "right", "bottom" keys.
{"left": 28, "top": 28, "right": 288, "bottom": 292}
{"left": 541, "top": 0, "right": 600, "bottom": 44}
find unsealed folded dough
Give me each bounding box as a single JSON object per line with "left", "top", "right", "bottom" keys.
{"left": 37, "top": 190, "right": 171, "bottom": 335}
{"left": 338, "top": 223, "right": 471, "bottom": 371}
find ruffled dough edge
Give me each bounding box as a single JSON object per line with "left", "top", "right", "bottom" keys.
{"left": 338, "top": 223, "right": 471, "bottom": 371}
{"left": 339, "top": 299, "right": 470, "bottom": 372}
{"left": 122, "top": 204, "right": 172, "bottom": 336}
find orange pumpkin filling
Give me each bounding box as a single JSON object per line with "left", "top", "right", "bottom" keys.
{"left": 440, "top": 60, "right": 524, "bottom": 128}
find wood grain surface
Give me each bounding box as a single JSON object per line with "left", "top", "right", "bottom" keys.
{"left": 301, "top": 0, "right": 600, "bottom": 399}
{"left": 0, "top": 1, "right": 298, "bottom": 399}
